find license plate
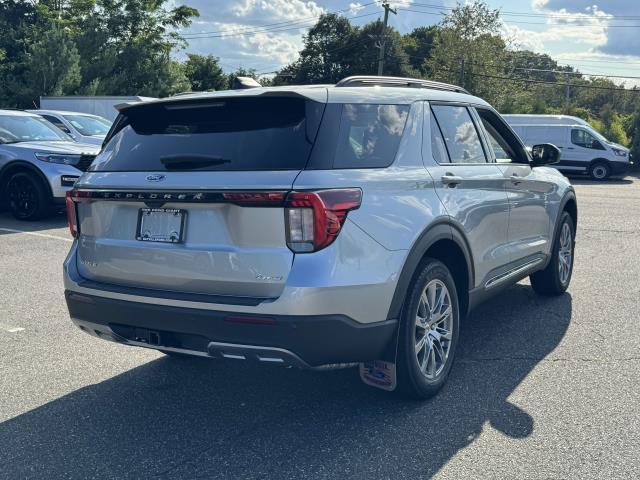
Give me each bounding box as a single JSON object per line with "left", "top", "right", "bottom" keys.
{"left": 136, "top": 208, "right": 186, "bottom": 243}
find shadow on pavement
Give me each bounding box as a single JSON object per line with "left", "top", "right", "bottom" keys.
{"left": 567, "top": 171, "right": 638, "bottom": 186}
{"left": 0, "top": 285, "right": 571, "bottom": 479}
{"left": 0, "top": 211, "right": 68, "bottom": 236}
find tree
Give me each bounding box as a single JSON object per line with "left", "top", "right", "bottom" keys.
{"left": 276, "top": 13, "right": 413, "bottom": 85}
{"left": 184, "top": 54, "right": 227, "bottom": 92}
{"left": 403, "top": 26, "right": 439, "bottom": 75}
{"left": 19, "top": 27, "right": 82, "bottom": 105}
{"left": 423, "top": 1, "right": 507, "bottom": 102}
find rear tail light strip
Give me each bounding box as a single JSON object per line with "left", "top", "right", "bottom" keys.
{"left": 65, "top": 188, "right": 362, "bottom": 252}
{"left": 65, "top": 189, "right": 288, "bottom": 205}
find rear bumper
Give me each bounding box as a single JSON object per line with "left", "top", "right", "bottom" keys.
{"left": 65, "top": 291, "right": 397, "bottom": 367}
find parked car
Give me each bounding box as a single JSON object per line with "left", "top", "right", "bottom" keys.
{"left": 503, "top": 115, "right": 631, "bottom": 180}
{"left": 0, "top": 110, "right": 100, "bottom": 220}
{"left": 63, "top": 76, "right": 577, "bottom": 399}
{"left": 39, "top": 95, "right": 155, "bottom": 122}
{"left": 27, "top": 110, "right": 112, "bottom": 146}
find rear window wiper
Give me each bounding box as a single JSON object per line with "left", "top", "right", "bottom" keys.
{"left": 160, "top": 155, "right": 231, "bottom": 170}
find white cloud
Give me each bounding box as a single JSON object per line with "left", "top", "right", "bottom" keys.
{"left": 531, "top": 0, "right": 640, "bottom": 57}
{"left": 232, "top": 0, "right": 324, "bottom": 22}
{"left": 503, "top": 6, "right": 610, "bottom": 52}
{"left": 501, "top": 24, "right": 545, "bottom": 53}
{"left": 349, "top": 2, "right": 364, "bottom": 14}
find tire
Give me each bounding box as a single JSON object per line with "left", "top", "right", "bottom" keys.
{"left": 530, "top": 211, "right": 575, "bottom": 296}
{"left": 5, "top": 171, "right": 51, "bottom": 221}
{"left": 396, "top": 258, "right": 460, "bottom": 400}
{"left": 589, "top": 161, "right": 610, "bottom": 180}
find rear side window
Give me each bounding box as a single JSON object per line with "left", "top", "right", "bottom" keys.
{"left": 91, "top": 97, "right": 325, "bottom": 172}
{"left": 333, "top": 104, "right": 410, "bottom": 168}
{"left": 431, "top": 105, "right": 486, "bottom": 164}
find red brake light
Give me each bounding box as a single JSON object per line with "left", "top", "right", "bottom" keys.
{"left": 65, "top": 191, "right": 78, "bottom": 238}
{"left": 285, "top": 189, "right": 362, "bottom": 253}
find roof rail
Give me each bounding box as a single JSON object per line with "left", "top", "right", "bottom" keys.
{"left": 335, "top": 76, "right": 469, "bottom": 94}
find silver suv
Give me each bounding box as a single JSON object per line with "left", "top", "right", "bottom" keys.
{"left": 63, "top": 77, "right": 577, "bottom": 399}
{"left": 0, "top": 110, "right": 100, "bottom": 220}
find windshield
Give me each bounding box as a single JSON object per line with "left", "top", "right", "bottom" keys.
{"left": 0, "top": 115, "right": 72, "bottom": 143}
{"left": 63, "top": 114, "right": 111, "bottom": 136}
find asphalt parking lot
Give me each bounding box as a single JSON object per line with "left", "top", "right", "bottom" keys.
{"left": 1, "top": 175, "right": 639, "bottom": 479}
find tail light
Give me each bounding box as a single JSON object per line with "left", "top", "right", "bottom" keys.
{"left": 285, "top": 189, "right": 362, "bottom": 253}
{"left": 65, "top": 191, "right": 78, "bottom": 238}
{"left": 65, "top": 190, "right": 92, "bottom": 238}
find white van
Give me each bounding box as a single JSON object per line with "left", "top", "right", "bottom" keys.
{"left": 503, "top": 114, "right": 590, "bottom": 127}
{"left": 504, "top": 117, "right": 631, "bottom": 180}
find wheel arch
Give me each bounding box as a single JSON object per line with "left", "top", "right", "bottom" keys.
{"left": 588, "top": 157, "right": 612, "bottom": 171}
{"left": 387, "top": 220, "right": 474, "bottom": 321}
{"left": 0, "top": 160, "right": 54, "bottom": 199}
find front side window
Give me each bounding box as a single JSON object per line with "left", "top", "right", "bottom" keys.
{"left": 476, "top": 108, "right": 528, "bottom": 164}
{"left": 431, "top": 105, "right": 486, "bottom": 164}
{"left": 571, "top": 129, "right": 604, "bottom": 150}
{"left": 0, "top": 115, "right": 71, "bottom": 144}
{"left": 333, "top": 104, "right": 410, "bottom": 168}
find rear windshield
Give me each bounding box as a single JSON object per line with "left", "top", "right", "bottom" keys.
{"left": 91, "top": 97, "right": 411, "bottom": 172}
{"left": 90, "top": 97, "right": 325, "bottom": 172}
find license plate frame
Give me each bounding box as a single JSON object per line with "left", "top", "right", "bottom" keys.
{"left": 136, "top": 208, "right": 187, "bottom": 244}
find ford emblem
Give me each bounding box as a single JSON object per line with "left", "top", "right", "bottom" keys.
{"left": 146, "top": 174, "right": 166, "bottom": 182}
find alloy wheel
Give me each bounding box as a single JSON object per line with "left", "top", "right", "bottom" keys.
{"left": 414, "top": 279, "right": 454, "bottom": 380}
{"left": 7, "top": 176, "right": 38, "bottom": 219}
{"left": 558, "top": 222, "right": 573, "bottom": 285}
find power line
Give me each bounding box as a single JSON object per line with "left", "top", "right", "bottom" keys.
{"left": 180, "top": 3, "right": 378, "bottom": 39}
{"left": 400, "top": 7, "right": 640, "bottom": 28}
{"left": 383, "top": 52, "right": 640, "bottom": 91}
{"left": 411, "top": 2, "right": 640, "bottom": 21}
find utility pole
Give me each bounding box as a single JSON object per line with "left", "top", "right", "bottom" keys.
{"left": 377, "top": 2, "right": 397, "bottom": 76}
{"left": 459, "top": 58, "right": 465, "bottom": 88}
{"left": 565, "top": 73, "right": 571, "bottom": 112}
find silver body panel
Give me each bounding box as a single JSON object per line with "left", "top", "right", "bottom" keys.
{"left": 63, "top": 85, "right": 574, "bottom": 336}
{"left": 0, "top": 118, "right": 100, "bottom": 199}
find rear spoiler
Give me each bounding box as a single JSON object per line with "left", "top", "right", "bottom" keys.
{"left": 104, "top": 88, "right": 328, "bottom": 147}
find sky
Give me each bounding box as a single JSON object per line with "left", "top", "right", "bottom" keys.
{"left": 173, "top": 0, "right": 640, "bottom": 86}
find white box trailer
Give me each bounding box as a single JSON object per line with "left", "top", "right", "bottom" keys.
{"left": 39, "top": 96, "right": 155, "bottom": 121}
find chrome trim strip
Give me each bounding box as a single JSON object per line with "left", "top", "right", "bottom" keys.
{"left": 484, "top": 258, "right": 544, "bottom": 290}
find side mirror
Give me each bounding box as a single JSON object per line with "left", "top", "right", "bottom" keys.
{"left": 531, "top": 143, "right": 560, "bottom": 166}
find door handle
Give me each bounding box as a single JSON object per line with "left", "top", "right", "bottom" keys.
{"left": 510, "top": 174, "right": 523, "bottom": 185}
{"left": 566, "top": 147, "right": 574, "bottom": 150}
{"left": 442, "top": 174, "right": 463, "bottom": 187}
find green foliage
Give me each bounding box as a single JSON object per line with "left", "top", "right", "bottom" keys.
{"left": 23, "top": 28, "right": 82, "bottom": 98}
{"left": 0, "top": 0, "right": 199, "bottom": 106}
{"left": 276, "top": 13, "right": 413, "bottom": 85}
{"left": 184, "top": 54, "right": 227, "bottom": 92}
